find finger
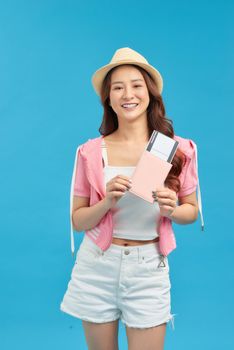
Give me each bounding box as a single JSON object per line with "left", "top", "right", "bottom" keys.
{"left": 116, "top": 175, "right": 132, "bottom": 187}
{"left": 108, "top": 179, "right": 131, "bottom": 191}
{"left": 152, "top": 192, "right": 158, "bottom": 201}
{"left": 156, "top": 191, "right": 176, "bottom": 200}
{"left": 160, "top": 205, "right": 174, "bottom": 211}
{"left": 110, "top": 182, "right": 129, "bottom": 192}
{"left": 156, "top": 198, "right": 176, "bottom": 206}
{"left": 116, "top": 175, "right": 132, "bottom": 183}
{"left": 112, "top": 190, "right": 127, "bottom": 197}
{"left": 106, "top": 181, "right": 126, "bottom": 194}
{"left": 154, "top": 186, "right": 167, "bottom": 192}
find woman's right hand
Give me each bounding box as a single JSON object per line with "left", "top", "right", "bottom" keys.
{"left": 104, "top": 175, "right": 132, "bottom": 209}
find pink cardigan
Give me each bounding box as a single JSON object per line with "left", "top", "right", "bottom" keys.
{"left": 70, "top": 134, "right": 204, "bottom": 257}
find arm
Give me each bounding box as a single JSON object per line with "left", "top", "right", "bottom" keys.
{"left": 72, "top": 173, "right": 132, "bottom": 231}
{"left": 72, "top": 196, "right": 111, "bottom": 232}
{"left": 169, "top": 191, "right": 199, "bottom": 225}
{"left": 154, "top": 188, "right": 199, "bottom": 225}
{"left": 168, "top": 138, "right": 200, "bottom": 225}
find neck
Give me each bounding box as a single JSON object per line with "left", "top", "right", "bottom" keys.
{"left": 112, "top": 127, "right": 150, "bottom": 144}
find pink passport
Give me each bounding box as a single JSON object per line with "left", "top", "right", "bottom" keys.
{"left": 129, "top": 150, "right": 173, "bottom": 203}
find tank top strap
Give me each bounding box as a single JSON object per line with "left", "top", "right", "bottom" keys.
{"left": 101, "top": 138, "right": 108, "bottom": 167}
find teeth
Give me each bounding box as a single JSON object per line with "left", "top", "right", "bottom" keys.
{"left": 122, "top": 103, "right": 138, "bottom": 108}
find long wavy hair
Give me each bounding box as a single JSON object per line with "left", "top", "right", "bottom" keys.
{"left": 98, "top": 64, "right": 186, "bottom": 193}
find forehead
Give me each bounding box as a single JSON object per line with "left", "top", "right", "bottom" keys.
{"left": 110, "top": 65, "right": 144, "bottom": 81}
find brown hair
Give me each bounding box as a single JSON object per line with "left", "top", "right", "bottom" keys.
{"left": 98, "top": 64, "right": 185, "bottom": 193}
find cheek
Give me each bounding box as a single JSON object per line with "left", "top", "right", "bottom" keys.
{"left": 109, "top": 93, "right": 121, "bottom": 106}
{"left": 138, "top": 90, "right": 149, "bottom": 101}
{"left": 111, "top": 101, "right": 121, "bottom": 110}
{"left": 140, "top": 95, "right": 150, "bottom": 107}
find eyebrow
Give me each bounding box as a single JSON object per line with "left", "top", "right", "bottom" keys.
{"left": 111, "top": 79, "right": 144, "bottom": 85}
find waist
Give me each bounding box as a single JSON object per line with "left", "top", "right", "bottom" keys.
{"left": 111, "top": 236, "right": 160, "bottom": 247}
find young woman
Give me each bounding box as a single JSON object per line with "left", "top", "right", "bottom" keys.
{"left": 60, "top": 47, "right": 204, "bottom": 350}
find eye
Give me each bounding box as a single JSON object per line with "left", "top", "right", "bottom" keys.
{"left": 113, "top": 87, "right": 122, "bottom": 90}
{"left": 134, "top": 85, "right": 142, "bottom": 88}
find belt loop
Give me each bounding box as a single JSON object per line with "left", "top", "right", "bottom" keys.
{"left": 138, "top": 247, "right": 143, "bottom": 264}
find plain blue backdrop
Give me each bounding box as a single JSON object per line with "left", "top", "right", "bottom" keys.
{"left": 0, "top": 0, "right": 233, "bottom": 349}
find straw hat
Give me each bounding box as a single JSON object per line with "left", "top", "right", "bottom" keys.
{"left": 91, "top": 47, "right": 163, "bottom": 96}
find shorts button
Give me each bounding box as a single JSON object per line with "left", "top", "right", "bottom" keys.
{"left": 124, "top": 249, "right": 130, "bottom": 255}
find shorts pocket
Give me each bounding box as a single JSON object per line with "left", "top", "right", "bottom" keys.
{"left": 75, "top": 246, "right": 101, "bottom": 267}
{"left": 143, "top": 254, "right": 169, "bottom": 276}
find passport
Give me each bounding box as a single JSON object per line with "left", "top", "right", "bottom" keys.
{"left": 128, "top": 130, "right": 179, "bottom": 203}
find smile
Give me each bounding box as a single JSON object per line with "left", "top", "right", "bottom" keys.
{"left": 121, "top": 103, "right": 139, "bottom": 109}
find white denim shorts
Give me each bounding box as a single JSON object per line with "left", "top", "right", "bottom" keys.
{"left": 60, "top": 235, "right": 175, "bottom": 329}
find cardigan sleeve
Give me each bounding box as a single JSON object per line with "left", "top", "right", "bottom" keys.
{"left": 177, "top": 139, "right": 198, "bottom": 197}
{"left": 73, "top": 148, "right": 91, "bottom": 197}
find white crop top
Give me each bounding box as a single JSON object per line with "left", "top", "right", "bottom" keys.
{"left": 101, "top": 139, "right": 160, "bottom": 240}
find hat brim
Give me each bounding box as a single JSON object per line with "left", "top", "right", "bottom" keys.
{"left": 91, "top": 60, "right": 163, "bottom": 96}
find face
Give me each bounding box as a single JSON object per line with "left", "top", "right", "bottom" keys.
{"left": 109, "top": 65, "right": 150, "bottom": 121}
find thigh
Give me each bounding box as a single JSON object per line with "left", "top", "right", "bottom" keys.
{"left": 82, "top": 319, "right": 119, "bottom": 350}
{"left": 126, "top": 322, "right": 167, "bottom": 350}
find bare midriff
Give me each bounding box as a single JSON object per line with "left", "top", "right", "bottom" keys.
{"left": 111, "top": 236, "right": 159, "bottom": 246}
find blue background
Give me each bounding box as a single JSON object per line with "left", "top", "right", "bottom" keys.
{"left": 1, "top": 0, "right": 233, "bottom": 349}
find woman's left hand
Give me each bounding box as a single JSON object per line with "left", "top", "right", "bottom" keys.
{"left": 152, "top": 186, "right": 178, "bottom": 218}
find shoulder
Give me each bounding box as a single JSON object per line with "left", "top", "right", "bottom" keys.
{"left": 75, "top": 136, "right": 102, "bottom": 157}
{"left": 173, "top": 134, "right": 197, "bottom": 159}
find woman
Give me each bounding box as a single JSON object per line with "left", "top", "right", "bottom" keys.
{"left": 60, "top": 47, "right": 204, "bottom": 350}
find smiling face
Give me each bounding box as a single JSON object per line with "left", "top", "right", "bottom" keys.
{"left": 108, "top": 65, "right": 150, "bottom": 122}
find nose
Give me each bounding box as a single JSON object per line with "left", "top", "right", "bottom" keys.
{"left": 122, "top": 86, "right": 134, "bottom": 100}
